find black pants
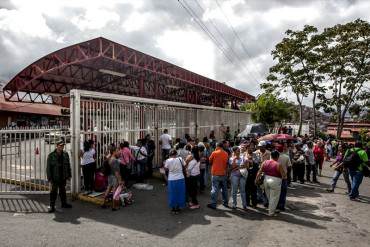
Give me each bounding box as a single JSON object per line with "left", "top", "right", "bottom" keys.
{"left": 292, "top": 164, "right": 305, "bottom": 183}
{"left": 306, "top": 164, "right": 317, "bottom": 182}
{"left": 199, "top": 168, "right": 206, "bottom": 191}
{"left": 246, "top": 174, "right": 257, "bottom": 207}
{"left": 50, "top": 181, "right": 67, "bottom": 207}
{"left": 82, "top": 162, "right": 96, "bottom": 191}
{"left": 146, "top": 155, "right": 154, "bottom": 178}
{"left": 187, "top": 175, "right": 199, "bottom": 205}
{"left": 120, "top": 165, "right": 130, "bottom": 185}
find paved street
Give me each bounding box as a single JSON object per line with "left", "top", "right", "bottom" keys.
{"left": 0, "top": 162, "right": 370, "bottom": 247}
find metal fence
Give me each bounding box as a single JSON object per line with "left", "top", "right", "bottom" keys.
{"left": 0, "top": 127, "right": 70, "bottom": 194}
{"left": 0, "top": 90, "right": 251, "bottom": 195}
{"left": 70, "top": 89, "right": 251, "bottom": 194}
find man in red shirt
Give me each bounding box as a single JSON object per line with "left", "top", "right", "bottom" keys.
{"left": 313, "top": 141, "right": 325, "bottom": 176}
{"left": 207, "top": 142, "right": 229, "bottom": 209}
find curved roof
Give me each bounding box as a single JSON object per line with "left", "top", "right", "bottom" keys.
{"left": 3, "top": 37, "right": 254, "bottom": 108}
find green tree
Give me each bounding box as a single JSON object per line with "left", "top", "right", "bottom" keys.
{"left": 242, "top": 93, "right": 296, "bottom": 130}
{"left": 264, "top": 25, "right": 325, "bottom": 137}
{"left": 318, "top": 19, "right": 370, "bottom": 138}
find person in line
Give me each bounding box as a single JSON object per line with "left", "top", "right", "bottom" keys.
{"left": 229, "top": 146, "right": 248, "bottom": 210}
{"left": 102, "top": 146, "right": 124, "bottom": 211}
{"left": 81, "top": 140, "right": 96, "bottom": 195}
{"left": 256, "top": 150, "right": 286, "bottom": 216}
{"left": 178, "top": 142, "right": 191, "bottom": 161}
{"left": 207, "top": 142, "right": 229, "bottom": 209}
{"left": 159, "top": 129, "right": 172, "bottom": 164}
{"left": 135, "top": 139, "right": 148, "bottom": 183}
{"left": 46, "top": 140, "right": 72, "bottom": 213}
{"left": 344, "top": 142, "right": 369, "bottom": 201}
{"left": 145, "top": 134, "right": 156, "bottom": 178}
{"left": 292, "top": 144, "right": 305, "bottom": 184}
{"left": 276, "top": 145, "right": 291, "bottom": 211}
{"left": 119, "top": 141, "right": 134, "bottom": 185}
{"left": 245, "top": 147, "right": 259, "bottom": 208}
{"left": 254, "top": 141, "right": 270, "bottom": 205}
{"left": 165, "top": 149, "right": 186, "bottom": 214}
{"left": 327, "top": 144, "right": 351, "bottom": 193}
{"left": 185, "top": 145, "right": 201, "bottom": 209}
{"left": 304, "top": 142, "right": 317, "bottom": 183}
{"left": 198, "top": 143, "right": 208, "bottom": 193}
{"left": 313, "top": 141, "right": 325, "bottom": 176}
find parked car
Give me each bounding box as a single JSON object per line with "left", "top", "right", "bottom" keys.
{"left": 238, "top": 123, "right": 268, "bottom": 138}
{"left": 44, "top": 130, "right": 71, "bottom": 144}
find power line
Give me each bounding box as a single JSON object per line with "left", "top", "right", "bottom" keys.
{"left": 178, "top": 0, "right": 237, "bottom": 68}
{"left": 177, "top": 0, "right": 260, "bottom": 84}
{"left": 214, "top": 0, "right": 265, "bottom": 82}
{"left": 192, "top": 0, "right": 261, "bottom": 84}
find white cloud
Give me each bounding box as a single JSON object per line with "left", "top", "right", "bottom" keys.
{"left": 71, "top": 8, "right": 120, "bottom": 31}
{"left": 0, "top": 0, "right": 370, "bottom": 106}
{"left": 156, "top": 29, "right": 215, "bottom": 78}
{"left": 0, "top": 9, "right": 54, "bottom": 39}
{"left": 122, "top": 12, "right": 148, "bottom": 32}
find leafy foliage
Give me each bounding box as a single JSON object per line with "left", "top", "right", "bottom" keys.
{"left": 242, "top": 93, "right": 297, "bottom": 128}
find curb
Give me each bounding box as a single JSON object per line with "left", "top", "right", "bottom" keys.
{"left": 77, "top": 193, "right": 104, "bottom": 205}
{"left": 0, "top": 178, "right": 50, "bottom": 191}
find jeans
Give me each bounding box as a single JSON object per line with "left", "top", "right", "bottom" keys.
{"left": 230, "top": 175, "right": 247, "bottom": 208}
{"left": 349, "top": 169, "right": 364, "bottom": 199}
{"left": 136, "top": 159, "right": 147, "bottom": 182}
{"left": 277, "top": 179, "right": 288, "bottom": 210}
{"left": 264, "top": 175, "right": 282, "bottom": 215}
{"left": 343, "top": 169, "right": 352, "bottom": 193}
{"left": 287, "top": 166, "right": 292, "bottom": 185}
{"left": 210, "top": 175, "right": 228, "bottom": 207}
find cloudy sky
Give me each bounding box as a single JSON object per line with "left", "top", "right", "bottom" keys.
{"left": 0, "top": 0, "right": 369, "bottom": 104}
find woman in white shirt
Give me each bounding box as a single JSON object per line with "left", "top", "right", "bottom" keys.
{"left": 81, "top": 140, "right": 96, "bottom": 194}
{"left": 185, "top": 145, "right": 201, "bottom": 209}
{"left": 164, "top": 149, "right": 186, "bottom": 214}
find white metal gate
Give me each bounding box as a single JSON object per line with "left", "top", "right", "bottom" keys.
{"left": 0, "top": 127, "right": 70, "bottom": 194}
{"left": 70, "top": 89, "right": 251, "bottom": 194}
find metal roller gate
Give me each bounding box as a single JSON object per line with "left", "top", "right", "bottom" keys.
{"left": 70, "top": 89, "right": 251, "bottom": 194}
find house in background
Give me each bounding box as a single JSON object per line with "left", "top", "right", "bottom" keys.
{"left": 326, "top": 121, "right": 370, "bottom": 141}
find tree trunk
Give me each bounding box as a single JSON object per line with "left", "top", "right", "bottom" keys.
{"left": 312, "top": 91, "right": 318, "bottom": 137}
{"left": 296, "top": 94, "right": 303, "bottom": 136}
{"left": 336, "top": 107, "right": 342, "bottom": 139}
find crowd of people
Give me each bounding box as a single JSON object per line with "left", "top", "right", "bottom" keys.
{"left": 162, "top": 129, "right": 369, "bottom": 216}
{"left": 45, "top": 126, "right": 369, "bottom": 216}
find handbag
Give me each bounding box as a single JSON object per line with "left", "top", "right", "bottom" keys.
{"left": 255, "top": 173, "right": 264, "bottom": 186}
{"left": 178, "top": 158, "right": 188, "bottom": 177}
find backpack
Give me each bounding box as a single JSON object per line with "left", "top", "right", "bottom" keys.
{"left": 342, "top": 149, "right": 362, "bottom": 170}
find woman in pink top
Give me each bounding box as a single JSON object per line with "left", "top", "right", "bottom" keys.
{"left": 119, "top": 141, "right": 134, "bottom": 184}
{"left": 256, "top": 150, "right": 286, "bottom": 216}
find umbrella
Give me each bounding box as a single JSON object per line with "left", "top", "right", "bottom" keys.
{"left": 258, "top": 134, "right": 278, "bottom": 141}
{"left": 258, "top": 133, "right": 295, "bottom": 141}
{"left": 275, "top": 134, "right": 295, "bottom": 141}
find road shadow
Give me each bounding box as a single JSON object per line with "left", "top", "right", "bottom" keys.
{"left": 0, "top": 178, "right": 329, "bottom": 238}
{"left": 0, "top": 195, "right": 48, "bottom": 213}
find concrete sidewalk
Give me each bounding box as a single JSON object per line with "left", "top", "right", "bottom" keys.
{"left": 0, "top": 162, "right": 369, "bottom": 247}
